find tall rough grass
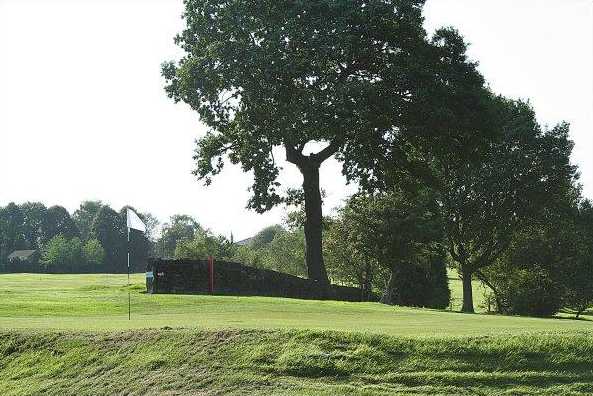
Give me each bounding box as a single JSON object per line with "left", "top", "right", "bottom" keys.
{"left": 1, "top": 329, "right": 593, "bottom": 395}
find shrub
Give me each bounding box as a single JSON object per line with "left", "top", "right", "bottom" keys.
{"left": 384, "top": 253, "right": 450, "bottom": 309}
{"left": 426, "top": 255, "right": 451, "bottom": 309}
{"left": 562, "top": 247, "right": 593, "bottom": 318}
{"left": 489, "top": 265, "right": 563, "bottom": 317}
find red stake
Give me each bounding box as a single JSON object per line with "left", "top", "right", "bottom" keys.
{"left": 208, "top": 256, "right": 214, "bottom": 294}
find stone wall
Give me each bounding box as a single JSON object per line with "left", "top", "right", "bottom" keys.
{"left": 146, "top": 258, "right": 365, "bottom": 302}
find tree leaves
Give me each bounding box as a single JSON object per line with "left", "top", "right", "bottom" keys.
{"left": 163, "top": 0, "right": 431, "bottom": 211}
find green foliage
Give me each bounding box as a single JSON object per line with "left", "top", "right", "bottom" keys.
{"left": 90, "top": 206, "right": 126, "bottom": 273}
{"left": 0, "top": 202, "right": 84, "bottom": 271}
{"left": 41, "top": 235, "right": 84, "bottom": 273}
{"left": 163, "top": 0, "right": 430, "bottom": 210}
{"left": 561, "top": 199, "right": 593, "bottom": 318}
{"left": 231, "top": 226, "right": 307, "bottom": 277}
{"left": 478, "top": 194, "right": 593, "bottom": 318}
{"left": 0, "top": 203, "right": 27, "bottom": 269}
{"left": 397, "top": 97, "right": 578, "bottom": 312}
{"left": 428, "top": 260, "right": 451, "bottom": 309}
{"left": 162, "top": 0, "right": 473, "bottom": 286}
{"left": 248, "top": 225, "right": 285, "bottom": 250}
{"left": 42, "top": 205, "right": 79, "bottom": 243}
{"left": 324, "top": 188, "right": 448, "bottom": 307}
{"left": 396, "top": 251, "right": 450, "bottom": 310}
{"left": 73, "top": 200, "right": 103, "bottom": 241}
{"left": 82, "top": 239, "right": 105, "bottom": 272}
{"left": 232, "top": 244, "right": 264, "bottom": 268}
{"left": 488, "top": 265, "right": 563, "bottom": 317}
{"left": 262, "top": 228, "right": 307, "bottom": 277}
{"left": 482, "top": 214, "right": 573, "bottom": 316}
{"left": 324, "top": 207, "right": 385, "bottom": 295}
{"left": 157, "top": 215, "right": 201, "bottom": 258}
{"left": 19, "top": 202, "right": 48, "bottom": 249}
{"left": 0, "top": 201, "right": 153, "bottom": 274}
{"left": 175, "top": 229, "right": 235, "bottom": 260}
{"left": 139, "top": 212, "right": 160, "bottom": 242}
{"left": 41, "top": 236, "right": 106, "bottom": 274}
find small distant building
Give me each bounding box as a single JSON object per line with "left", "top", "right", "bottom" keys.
{"left": 6, "top": 250, "right": 40, "bottom": 272}
{"left": 8, "top": 250, "right": 37, "bottom": 261}
{"left": 235, "top": 237, "right": 253, "bottom": 246}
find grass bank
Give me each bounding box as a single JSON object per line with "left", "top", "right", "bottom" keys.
{"left": 2, "top": 328, "right": 593, "bottom": 395}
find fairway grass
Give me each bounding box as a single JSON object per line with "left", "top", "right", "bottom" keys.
{"left": 0, "top": 273, "right": 591, "bottom": 336}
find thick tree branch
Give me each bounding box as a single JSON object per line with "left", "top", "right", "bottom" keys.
{"left": 474, "top": 233, "right": 513, "bottom": 272}
{"left": 475, "top": 270, "right": 504, "bottom": 313}
{"left": 311, "top": 138, "right": 343, "bottom": 165}
{"left": 285, "top": 144, "right": 305, "bottom": 166}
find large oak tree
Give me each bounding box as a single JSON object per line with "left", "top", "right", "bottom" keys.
{"left": 162, "top": 0, "right": 458, "bottom": 289}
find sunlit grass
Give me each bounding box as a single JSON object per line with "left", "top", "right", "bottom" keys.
{"left": 0, "top": 273, "right": 590, "bottom": 336}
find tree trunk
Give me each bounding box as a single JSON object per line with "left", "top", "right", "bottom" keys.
{"left": 301, "top": 163, "right": 330, "bottom": 292}
{"left": 381, "top": 265, "right": 397, "bottom": 305}
{"left": 362, "top": 261, "right": 373, "bottom": 301}
{"left": 461, "top": 266, "right": 475, "bottom": 313}
{"left": 576, "top": 307, "right": 585, "bottom": 319}
{"left": 475, "top": 271, "right": 503, "bottom": 314}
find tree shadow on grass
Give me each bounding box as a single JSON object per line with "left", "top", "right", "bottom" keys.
{"left": 423, "top": 306, "right": 593, "bottom": 322}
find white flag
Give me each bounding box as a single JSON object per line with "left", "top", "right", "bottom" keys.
{"left": 127, "top": 208, "right": 146, "bottom": 233}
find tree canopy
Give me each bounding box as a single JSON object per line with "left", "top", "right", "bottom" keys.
{"left": 158, "top": 215, "right": 202, "bottom": 258}
{"left": 382, "top": 94, "right": 578, "bottom": 312}
{"left": 162, "top": 0, "right": 490, "bottom": 289}
{"left": 73, "top": 201, "right": 104, "bottom": 241}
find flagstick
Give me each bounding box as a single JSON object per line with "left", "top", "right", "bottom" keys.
{"left": 127, "top": 227, "right": 131, "bottom": 321}
{"left": 126, "top": 209, "right": 146, "bottom": 322}
{"left": 127, "top": 227, "right": 130, "bottom": 286}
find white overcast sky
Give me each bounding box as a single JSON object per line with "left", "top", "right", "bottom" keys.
{"left": 0, "top": 0, "right": 592, "bottom": 239}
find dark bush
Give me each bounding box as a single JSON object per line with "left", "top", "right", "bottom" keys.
{"left": 384, "top": 253, "right": 450, "bottom": 309}
{"left": 426, "top": 256, "right": 451, "bottom": 309}
{"left": 493, "top": 266, "right": 563, "bottom": 317}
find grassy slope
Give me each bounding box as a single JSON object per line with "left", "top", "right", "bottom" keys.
{"left": 0, "top": 274, "right": 591, "bottom": 336}
{"left": 2, "top": 328, "right": 593, "bottom": 396}
{"left": 2, "top": 274, "right": 593, "bottom": 395}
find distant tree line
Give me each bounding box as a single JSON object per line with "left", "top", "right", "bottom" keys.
{"left": 3, "top": 195, "right": 592, "bottom": 317}
{"left": 0, "top": 201, "right": 154, "bottom": 273}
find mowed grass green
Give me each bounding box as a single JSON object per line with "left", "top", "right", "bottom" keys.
{"left": 2, "top": 274, "right": 593, "bottom": 395}
{"left": 0, "top": 273, "right": 591, "bottom": 336}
